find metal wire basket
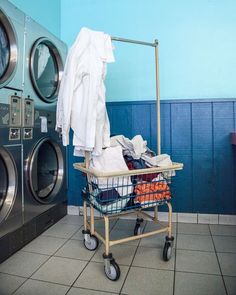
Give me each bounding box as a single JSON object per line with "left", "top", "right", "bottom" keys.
{"left": 75, "top": 162, "right": 183, "bottom": 215}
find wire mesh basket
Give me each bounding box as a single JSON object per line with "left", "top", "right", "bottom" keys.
{"left": 75, "top": 162, "right": 183, "bottom": 215}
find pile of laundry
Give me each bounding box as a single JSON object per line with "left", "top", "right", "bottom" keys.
{"left": 88, "top": 135, "right": 173, "bottom": 213}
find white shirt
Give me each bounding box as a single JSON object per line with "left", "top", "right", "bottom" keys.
{"left": 56, "top": 27, "right": 115, "bottom": 156}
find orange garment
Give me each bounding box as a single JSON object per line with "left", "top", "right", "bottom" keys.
{"left": 134, "top": 181, "right": 171, "bottom": 203}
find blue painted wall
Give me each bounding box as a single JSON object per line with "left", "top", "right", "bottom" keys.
{"left": 9, "top": 0, "right": 61, "bottom": 37}
{"left": 61, "top": 0, "right": 236, "bottom": 101}
{"left": 69, "top": 99, "right": 236, "bottom": 214}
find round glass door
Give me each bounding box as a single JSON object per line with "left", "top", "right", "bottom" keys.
{"left": 29, "top": 138, "right": 64, "bottom": 203}
{"left": 0, "top": 147, "right": 17, "bottom": 223}
{"left": 0, "top": 9, "right": 18, "bottom": 88}
{"left": 30, "top": 38, "right": 63, "bottom": 103}
{"left": 0, "top": 22, "right": 10, "bottom": 79}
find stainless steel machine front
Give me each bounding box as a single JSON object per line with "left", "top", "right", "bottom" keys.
{"left": 24, "top": 16, "right": 67, "bottom": 109}
{"left": 0, "top": 0, "right": 25, "bottom": 92}
{"left": 23, "top": 108, "right": 67, "bottom": 224}
{"left": 0, "top": 100, "right": 23, "bottom": 260}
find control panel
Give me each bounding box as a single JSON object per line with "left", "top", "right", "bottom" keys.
{"left": 9, "top": 95, "right": 21, "bottom": 127}
{"left": 23, "top": 98, "right": 34, "bottom": 127}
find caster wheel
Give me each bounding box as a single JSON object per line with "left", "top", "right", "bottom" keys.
{"left": 134, "top": 223, "right": 141, "bottom": 236}
{"left": 104, "top": 259, "right": 120, "bottom": 281}
{"left": 83, "top": 235, "right": 99, "bottom": 251}
{"left": 163, "top": 242, "right": 172, "bottom": 261}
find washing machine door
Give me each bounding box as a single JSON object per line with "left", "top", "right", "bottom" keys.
{"left": 0, "top": 147, "right": 17, "bottom": 223}
{"left": 30, "top": 38, "right": 63, "bottom": 103}
{"left": 0, "top": 9, "right": 17, "bottom": 88}
{"left": 28, "top": 138, "right": 64, "bottom": 203}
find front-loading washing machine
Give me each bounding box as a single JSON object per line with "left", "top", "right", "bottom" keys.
{"left": 0, "top": 94, "right": 23, "bottom": 263}
{"left": 0, "top": 0, "right": 25, "bottom": 93}
{"left": 23, "top": 15, "right": 67, "bottom": 110}
{"left": 23, "top": 105, "right": 67, "bottom": 241}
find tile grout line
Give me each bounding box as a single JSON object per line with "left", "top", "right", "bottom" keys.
{"left": 209, "top": 224, "right": 228, "bottom": 295}
{"left": 119, "top": 219, "right": 147, "bottom": 295}
{"left": 70, "top": 286, "right": 119, "bottom": 294}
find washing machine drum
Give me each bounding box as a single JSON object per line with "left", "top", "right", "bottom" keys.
{"left": 0, "top": 147, "right": 17, "bottom": 223}
{"left": 30, "top": 38, "right": 63, "bottom": 103}
{"left": 0, "top": 9, "right": 17, "bottom": 88}
{"left": 29, "top": 138, "right": 64, "bottom": 203}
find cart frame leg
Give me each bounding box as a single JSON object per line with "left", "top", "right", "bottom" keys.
{"left": 104, "top": 215, "right": 110, "bottom": 256}
{"left": 83, "top": 201, "right": 88, "bottom": 231}
{"left": 154, "top": 205, "right": 158, "bottom": 222}
{"left": 167, "top": 202, "right": 172, "bottom": 238}
{"left": 90, "top": 205, "right": 95, "bottom": 234}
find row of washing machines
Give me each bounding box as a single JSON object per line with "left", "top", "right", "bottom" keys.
{"left": 0, "top": 0, "right": 68, "bottom": 263}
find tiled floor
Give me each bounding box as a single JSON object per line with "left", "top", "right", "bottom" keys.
{"left": 0, "top": 215, "right": 236, "bottom": 295}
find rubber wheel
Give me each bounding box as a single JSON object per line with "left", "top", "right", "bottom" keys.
{"left": 104, "top": 260, "right": 120, "bottom": 281}
{"left": 134, "top": 224, "right": 141, "bottom": 236}
{"left": 163, "top": 242, "right": 172, "bottom": 261}
{"left": 83, "top": 235, "right": 99, "bottom": 251}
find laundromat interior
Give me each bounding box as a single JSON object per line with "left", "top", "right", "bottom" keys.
{"left": 0, "top": 0, "right": 236, "bottom": 294}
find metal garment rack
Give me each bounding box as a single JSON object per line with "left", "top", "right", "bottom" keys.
{"left": 111, "top": 36, "right": 161, "bottom": 155}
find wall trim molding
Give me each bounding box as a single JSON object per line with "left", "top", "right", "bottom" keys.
{"left": 106, "top": 98, "right": 236, "bottom": 105}
{"left": 67, "top": 206, "right": 236, "bottom": 225}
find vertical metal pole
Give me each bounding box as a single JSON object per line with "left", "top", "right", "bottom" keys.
{"left": 155, "top": 40, "right": 161, "bottom": 155}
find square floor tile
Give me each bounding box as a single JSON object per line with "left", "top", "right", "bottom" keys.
{"left": 32, "top": 256, "right": 87, "bottom": 286}
{"left": 67, "top": 287, "right": 118, "bottom": 295}
{"left": 174, "top": 272, "right": 226, "bottom": 295}
{"left": 74, "top": 262, "right": 129, "bottom": 293}
{"left": 176, "top": 249, "right": 221, "bottom": 275}
{"left": 210, "top": 225, "right": 236, "bottom": 236}
{"left": 218, "top": 253, "right": 236, "bottom": 276}
{"left": 178, "top": 223, "right": 210, "bottom": 235}
{"left": 139, "top": 231, "right": 175, "bottom": 248}
{"left": 55, "top": 239, "right": 97, "bottom": 261}
{"left": 213, "top": 236, "right": 236, "bottom": 253}
{"left": 113, "top": 219, "right": 141, "bottom": 231}
{"left": 177, "top": 234, "right": 214, "bottom": 252}
{"left": 109, "top": 228, "right": 140, "bottom": 246}
{"left": 0, "top": 273, "right": 26, "bottom": 295}
{"left": 132, "top": 247, "right": 175, "bottom": 270}
{"left": 22, "top": 236, "right": 67, "bottom": 255}
{"left": 0, "top": 251, "right": 49, "bottom": 277}
{"left": 57, "top": 215, "right": 84, "bottom": 225}
{"left": 224, "top": 276, "right": 236, "bottom": 295}
{"left": 92, "top": 244, "right": 137, "bottom": 266}
{"left": 93, "top": 218, "right": 117, "bottom": 229}
{"left": 14, "top": 279, "right": 69, "bottom": 295}
{"left": 122, "top": 266, "right": 174, "bottom": 295}
{"left": 42, "top": 223, "right": 80, "bottom": 239}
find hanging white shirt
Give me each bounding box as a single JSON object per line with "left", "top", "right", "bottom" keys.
{"left": 56, "top": 27, "right": 115, "bottom": 156}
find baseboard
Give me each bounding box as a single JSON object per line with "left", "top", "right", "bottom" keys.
{"left": 67, "top": 205, "right": 236, "bottom": 225}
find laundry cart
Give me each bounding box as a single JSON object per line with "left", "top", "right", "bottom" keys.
{"left": 73, "top": 36, "right": 183, "bottom": 280}
{"left": 74, "top": 160, "right": 182, "bottom": 280}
